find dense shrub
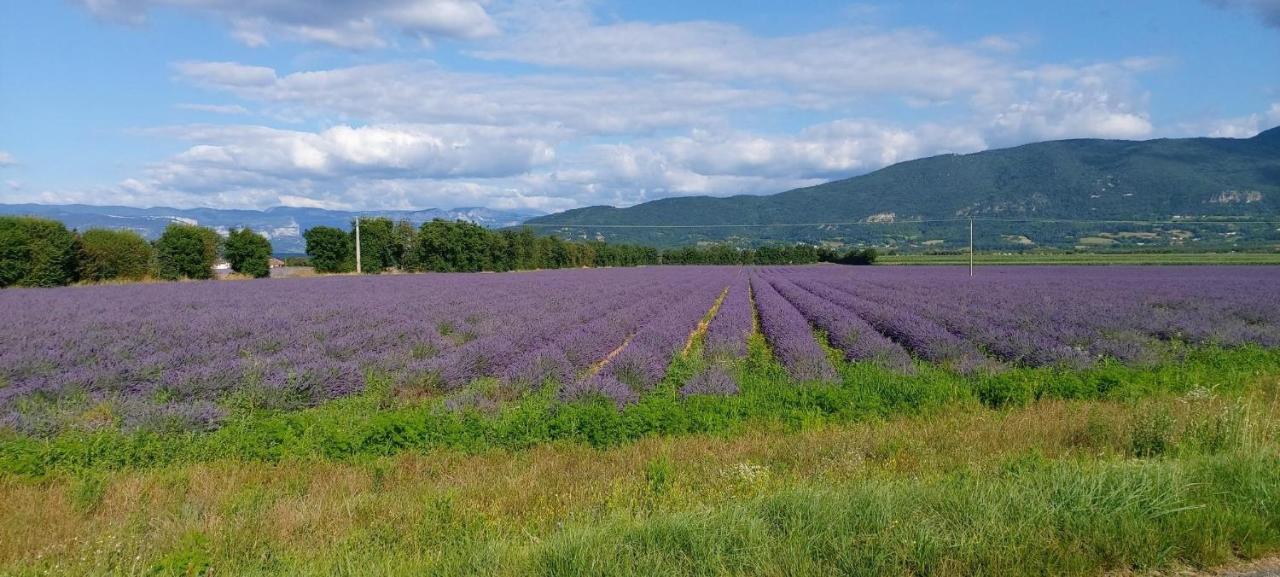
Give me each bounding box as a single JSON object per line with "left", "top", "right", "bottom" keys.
{"left": 0, "top": 216, "right": 79, "bottom": 287}
{"left": 154, "top": 223, "right": 219, "bottom": 280}
{"left": 303, "top": 226, "right": 354, "bottom": 273}
{"left": 223, "top": 227, "right": 272, "bottom": 278}
{"left": 77, "top": 228, "right": 153, "bottom": 281}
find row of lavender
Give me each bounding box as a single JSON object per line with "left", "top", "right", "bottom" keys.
{"left": 750, "top": 266, "right": 1280, "bottom": 380}
{"left": 0, "top": 268, "right": 737, "bottom": 434}
{"left": 4, "top": 265, "right": 1278, "bottom": 434}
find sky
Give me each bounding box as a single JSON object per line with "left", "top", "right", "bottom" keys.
{"left": 1, "top": 1, "right": 1278, "bottom": 213}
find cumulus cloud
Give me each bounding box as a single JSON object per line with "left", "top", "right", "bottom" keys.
{"left": 1180, "top": 102, "right": 1280, "bottom": 138}
{"left": 51, "top": 0, "right": 1176, "bottom": 212}
{"left": 984, "top": 63, "right": 1154, "bottom": 142}
{"left": 150, "top": 123, "right": 555, "bottom": 180}
{"left": 660, "top": 122, "right": 987, "bottom": 180}
{"left": 1206, "top": 0, "right": 1280, "bottom": 28}
{"left": 75, "top": 0, "right": 498, "bottom": 48}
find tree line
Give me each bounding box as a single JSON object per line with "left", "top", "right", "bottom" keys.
{"left": 0, "top": 216, "right": 272, "bottom": 288}
{"left": 1, "top": 215, "right": 876, "bottom": 288}
{"left": 303, "top": 218, "right": 875, "bottom": 273}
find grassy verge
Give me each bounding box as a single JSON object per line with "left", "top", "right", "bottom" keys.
{"left": 4, "top": 343, "right": 1280, "bottom": 476}
{"left": 2, "top": 385, "right": 1277, "bottom": 575}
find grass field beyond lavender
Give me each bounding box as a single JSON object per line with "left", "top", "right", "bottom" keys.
{"left": 2, "top": 265, "right": 1279, "bottom": 440}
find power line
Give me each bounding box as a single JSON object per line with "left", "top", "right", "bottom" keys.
{"left": 517, "top": 217, "right": 1280, "bottom": 229}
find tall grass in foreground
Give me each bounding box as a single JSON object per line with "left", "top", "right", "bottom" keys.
{"left": 533, "top": 454, "right": 1280, "bottom": 577}
{"left": 3, "top": 387, "right": 1277, "bottom": 576}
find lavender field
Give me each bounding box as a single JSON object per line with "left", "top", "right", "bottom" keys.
{"left": 3, "top": 265, "right": 1280, "bottom": 436}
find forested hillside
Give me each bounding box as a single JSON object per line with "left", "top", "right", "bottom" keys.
{"left": 529, "top": 128, "right": 1280, "bottom": 250}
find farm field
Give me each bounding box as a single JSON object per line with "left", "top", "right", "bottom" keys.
{"left": 878, "top": 252, "right": 1280, "bottom": 266}
{"left": 3, "top": 265, "right": 1280, "bottom": 576}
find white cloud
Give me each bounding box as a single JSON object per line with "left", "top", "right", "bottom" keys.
{"left": 150, "top": 123, "right": 556, "bottom": 180}
{"left": 172, "top": 60, "right": 779, "bottom": 135}
{"left": 75, "top": 0, "right": 498, "bottom": 49}
{"left": 51, "top": 0, "right": 1179, "bottom": 213}
{"left": 0, "top": 151, "right": 15, "bottom": 167}
{"left": 477, "top": 2, "right": 1010, "bottom": 102}
{"left": 175, "top": 103, "right": 249, "bottom": 115}
{"left": 174, "top": 61, "right": 277, "bottom": 88}
{"left": 985, "top": 63, "right": 1154, "bottom": 142}
{"left": 1183, "top": 101, "right": 1280, "bottom": 138}
{"left": 661, "top": 122, "right": 987, "bottom": 180}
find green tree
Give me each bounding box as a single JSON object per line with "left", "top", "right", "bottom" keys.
{"left": 393, "top": 219, "right": 420, "bottom": 272}
{"left": 303, "top": 226, "right": 354, "bottom": 273}
{"left": 353, "top": 217, "right": 396, "bottom": 273}
{"left": 415, "top": 219, "right": 496, "bottom": 272}
{"left": 0, "top": 216, "right": 79, "bottom": 288}
{"left": 224, "top": 227, "right": 273, "bottom": 278}
{"left": 78, "top": 228, "right": 153, "bottom": 282}
{"left": 155, "top": 223, "right": 219, "bottom": 280}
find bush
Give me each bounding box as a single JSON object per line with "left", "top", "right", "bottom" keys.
{"left": 834, "top": 248, "right": 878, "bottom": 265}
{"left": 0, "top": 216, "right": 79, "bottom": 287}
{"left": 223, "top": 227, "right": 272, "bottom": 278}
{"left": 77, "top": 228, "right": 153, "bottom": 281}
{"left": 155, "top": 223, "right": 219, "bottom": 280}
{"left": 304, "top": 226, "right": 354, "bottom": 273}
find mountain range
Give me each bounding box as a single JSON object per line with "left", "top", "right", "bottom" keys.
{"left": 0, "top": 204, "right": 542, "bottom": 254}
{"left": 527, "top": 126, "right": 1280, "bottom": 250}
{"left": 5, "top": 127, "right": 1278, "bottom": 253}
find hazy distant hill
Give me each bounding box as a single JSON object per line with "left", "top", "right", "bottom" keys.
{"left": 0, "top": 204, "right": 543, "bottom": 254}
{"left": 528, "top": 127, "right": 1280, "bottom": 250}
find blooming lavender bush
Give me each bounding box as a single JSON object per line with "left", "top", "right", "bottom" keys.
{"left": 3, "top": 264, "right": 1279, "bottom": 435}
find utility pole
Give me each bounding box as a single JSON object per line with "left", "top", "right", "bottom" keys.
{"left": 962, "top": 217, "right": 972, "bottom": 278}
{"left": 355, "top": 217, "right": 362, "bottom": 274}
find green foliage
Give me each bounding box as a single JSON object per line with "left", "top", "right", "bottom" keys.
{"left": 416, "top": 219, "right": 499, "bottom": 272}
{"left": 222, "top": 227, "right": 272, "bottom": 278}
{"left": 0, "top": 216, "right": 79, "bottom": 287}
{"left": 831, "top": 247, "right": 878, "bottom": 265}
{"left": 295, "top": 219, "right": 835, "bottom": 276}
{"left": 644, "top": 455, "right": 675, "bottom": 497}
{"left": 150, "top": 531, "right": 212, "bottom": 577}
{"left": 303, "top": 226, "right": 353, "bottom": 273}
{"left": 77, "top": 228, "right": 153, "bottom": 281}
{"left": 353, "top": 217, "right": 398, "bottom": 273}
{"left": 68, "top": 470, "right": 107, "bottom": 513}
{"left": 393, "top": 219, "right": 420, "bottom": 271}
{"left": 1130, "top": 405, "right": 1175, "bottom": 458}
{"left": 154, "top": 224, "right": 220, "bottom": 280}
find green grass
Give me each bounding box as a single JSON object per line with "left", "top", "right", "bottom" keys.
{"left": 878, "top": 252, "right": 1280, "bottom": 266}
{"left": 527, "top": 454, "right": 1280, "bottom": 577}
{"left": 4, "top": 386, "right": 1278, "bottom": 576}
{"left": 6, "top": 332, "right": 1280, "bottom": 576}
{"left": 4, "top": 341, "right": 1279, "bottom": 477}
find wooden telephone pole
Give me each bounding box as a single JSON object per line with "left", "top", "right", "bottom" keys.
{"left": 969, "top": 217, "right": 974, "bottom": 277}
{"left": 355, "top": 218, "right": 362, "bottom": 274}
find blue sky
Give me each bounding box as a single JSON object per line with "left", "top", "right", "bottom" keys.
{"left": 1, "top": 0, "right": 1277, "bottom": 212}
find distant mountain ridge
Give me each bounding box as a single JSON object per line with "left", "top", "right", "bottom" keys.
{"left": 0, "top": 204, "right": 543, "bottom": 254}
{"left": 527, "top": 127, "right": 1280, "bottom": 248}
